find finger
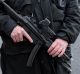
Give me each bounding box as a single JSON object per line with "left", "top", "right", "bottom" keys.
{"left": 49, "top": 44, "right": 60, "bottom": 55}
{"left": 12, "top": 36, "right": 17, "bottom": 42}
{"left": 22, "top": 30, "right": 33, "bottom": 43}
{"left": 11, "top": 33, "right": 17, "bottom": 43}
{"left": 48, "top": 41, "right": 57, "bottom": 53}
{"left": 58, "top": 48, "right": 66, "bottom": 57}
{"left": 52, "top": 47, "right": 63, "bottom": 57}
{"left": 17, "top": 32, "right": 23, "bottom": 42}
{"left": 19, "top": 33, "right": 23, "bottom": 41}
{"left": 15, "top": 34, "right": 21, "bottom": 42}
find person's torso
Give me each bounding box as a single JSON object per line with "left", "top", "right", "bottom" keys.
{"left": 1, "top": 0, "right": 68, "bottom": 54}
{"left": 6, "top": 0, "right": 33, "bottom": 16}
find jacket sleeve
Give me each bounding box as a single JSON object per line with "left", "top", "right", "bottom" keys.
{"left": 0, "top": 3, "right": 17, "bottom": 36}
{"left": 57, "top": 0, "right": 80, "bottom": 44}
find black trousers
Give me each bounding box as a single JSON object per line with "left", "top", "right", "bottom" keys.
{"left": 1, "top": 48, "right": 71, "bottom": 74}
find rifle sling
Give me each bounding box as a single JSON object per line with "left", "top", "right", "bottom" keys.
{"left": 27, "top": 40, "right": 43, "bottom": 66}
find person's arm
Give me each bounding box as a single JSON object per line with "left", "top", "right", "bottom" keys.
{"left": 48, "top": 0, "right": 80, "bottom": 57}
{"left": 0, "top": 3, "right": 17, "bottom": 36}
{"left": 57, "top": 0, "right": 80, "bottom": 43}
{"left": 0, "top": 2, "right": 33, "bottom": 43}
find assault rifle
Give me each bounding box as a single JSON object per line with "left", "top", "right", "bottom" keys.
{"left": 0, "top": 0, "right": 72, "bottom": 72}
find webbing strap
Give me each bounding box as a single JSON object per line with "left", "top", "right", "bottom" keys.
{"left": 27, "top": 41, "right": 43, "bottom": 66}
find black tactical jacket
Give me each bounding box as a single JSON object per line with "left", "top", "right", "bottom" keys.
{"left": 0, "top": 0, "right": 80, "bottom": 54}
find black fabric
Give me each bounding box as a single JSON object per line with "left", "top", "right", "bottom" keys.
{"left": 1, "top": 47, "right": 71, "bottom": 74}
{"left": 0, "top": 0, "right": 33, "bottom": 54}
{"left": 1, "top": 50, "right": 41, "bottom": 74}
{"left": 33, "top": 0, "right": 80, "bottom": 43}
{"left": 0, "top": 0, "right": 80, "bottom": 54}
{"left": 0, "top": 0, "right": 80, "bottom": 74}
